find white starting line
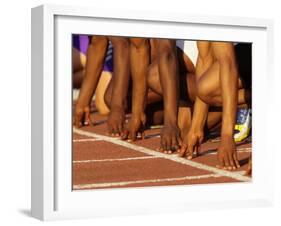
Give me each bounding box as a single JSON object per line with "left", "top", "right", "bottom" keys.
{"left": 73, "top": 128, "right": 251, "bottom": 183}
{"left": 73, "top": 138, "right": 103, "bottom": 142}
{"left": 73, "top": 138, "right": 251, "bottom": 154}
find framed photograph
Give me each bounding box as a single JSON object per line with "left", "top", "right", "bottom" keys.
{"left": 31, "top": 4, "right": 274, "bottom": 221}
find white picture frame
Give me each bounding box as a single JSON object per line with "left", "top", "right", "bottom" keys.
{"left": 31, "top": 4, "right": 274, "bottom": 221}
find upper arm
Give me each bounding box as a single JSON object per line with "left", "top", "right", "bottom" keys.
{"left": 211, "top": 42, "right": 236, "bottom": 65}
{"left": 197, "top": 41, "right": 212, "bottom": 62}
{"left": 196, "top": 41, "right": 213, "bottom": 78}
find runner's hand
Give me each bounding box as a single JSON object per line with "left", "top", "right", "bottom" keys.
{"left": 216, "top": 136, "right": 240, "bottom": 170}
{"left": 121, "top": 113, "right": 146, "bottom": 142}
{"left": 107, "top": 107, "right": 125, "bottom": 136}
{"left": 74, "top": 105, "right": 93, "bottom": 128}
{"left": 179, "top": 129, "right": 203, "bottom": 159}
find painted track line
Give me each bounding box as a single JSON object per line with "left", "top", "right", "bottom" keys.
{"left": 73, "top": 156, "right": 159, "bottom": 164}
{"left": 73, "top": 138, "right": 102, "bottom": 142}
{"left": 198, "top": 147, "right": 251, "bottom": 156}
{"left": 73, "top": 128, "right": 251, "bottom": 182}
{"left": 73, "top": 174, "right": 222, "bottom": 189}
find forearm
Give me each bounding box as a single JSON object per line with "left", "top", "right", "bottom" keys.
{"left": 190, "top": 57, "right": 211, "bottom": 131}
{"left": 109, "top": 43, "right": 130, "bottom": 110}
{"left": 190, "top": 98, "right": 209, "bottom": 131}
{"left": 130, "top": 40, "right": 150, "bottom": 117}
{"left": 110, "top": 73, "right": 130, "bottom": 110}
{"left": 76, "top": 45, "right": 105, "bottom": 107}
{"left": 158, "top": 49, "right": 179, "bottom": 125}
{"left": 220, "top": 60, "right": 238, "bottom": 137}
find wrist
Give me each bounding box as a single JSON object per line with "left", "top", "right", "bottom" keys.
{"left": 189, "top": 123, "right": 204, "bottom": 133}
{"left": 164, "top": 117, "right": 177, "bottom": 127}
{"left": 220, "top": 133, "right": 234, "bottom": 141}
{"left": 131, "top": 110, "right": 144, "bottom": 117}
{"left": 221, "top": 127, "right": 235, "bottom": 138}
{"left": 110, "top": 98, "right": 127, "bottom": 110}
{"left": 110, "top": 105, "right": 125, "bottom": 113}
{"left": 75, "top": 100, "right": 88, "bottom": 110}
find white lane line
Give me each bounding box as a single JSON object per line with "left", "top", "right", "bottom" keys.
{"left": 198, "top": 147, "right": 252, "bottom": 156}
{"left": 73, "top": 138, "right": 102, "bottom": 142}
{"left": 73, "top": 139, "right": 251, "bottom": 153}
{"left": 73, "top": 174, "right": 222, "bottom": 189}
{"left": 237, "top": 147, "right": 252, "bottom": 152}
{"left": 73, "top": 128, "right": 251, "bottom": 182}
{"left": 73, "top": 156, "right": 159, "bottom": 164}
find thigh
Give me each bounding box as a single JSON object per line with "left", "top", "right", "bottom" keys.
{"left": 198, "top": 61, "right": 243, "bottom": 98}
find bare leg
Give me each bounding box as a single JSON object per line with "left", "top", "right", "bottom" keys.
{"left": 197, "top": 61, "right": 248, "bottom": 107}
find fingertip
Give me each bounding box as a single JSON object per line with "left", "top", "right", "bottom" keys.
{"left": 236, "top": 161, "right": 241, "bottom": 168}
{"left": 178, "top": 149, "right": 184, "bottom": 157}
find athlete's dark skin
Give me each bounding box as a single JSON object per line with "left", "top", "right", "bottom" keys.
{"left": 121, "top": 38, "right": 182, "bottom": 152}
{"left": 147, "top": 40, "right": 197, "bottom": 154}
{"left": 157, "top": 39, "right": 182, "bottom": 152}
{"left": 74, "top": 36, "right": 108, "bottom": 128}
{"left": 106, "top": 38, "right": 130, "bottom": 136}
{"left": 74, "top": 36, "right": 130, "bottom": 137}
{"left": 121, "top": 38, "right": 150, "bottom": 141}
{"left": 179, "top": 41, "right": 241, "bottom": 170}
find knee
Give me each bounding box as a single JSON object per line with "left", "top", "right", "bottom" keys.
{"left": 185, "top": 73, "right": 196, "bottom": 102}
{"left": 196, "top": 80, "right": 211, "bottom": 104}
{"left": 147, "top": 62, "right": 158, "bottom": 87}
{"left": 147, "top": 69, "right": 153, "bottom": 87}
